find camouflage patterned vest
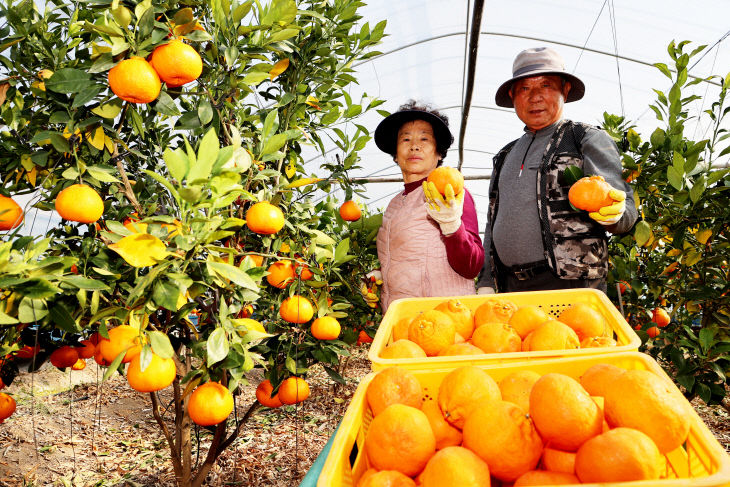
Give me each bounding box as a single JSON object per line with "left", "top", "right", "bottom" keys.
{"left": 489, "top": 120, "right": 608, "bottom": 283}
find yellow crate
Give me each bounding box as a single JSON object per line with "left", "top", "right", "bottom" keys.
{"left": 318, "top": 352, "right": 730, "bottom": 487}
{"left": 369, "top": 288, "right": 641, "bottom": 371}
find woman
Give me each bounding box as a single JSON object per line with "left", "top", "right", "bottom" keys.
{"left": 374, "top": 101, "right": 484, "bottom": 311}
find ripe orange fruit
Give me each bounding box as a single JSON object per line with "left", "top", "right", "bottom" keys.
{"left": 358, "top": 470, "right": 416, "bottom": 487}
{"left": 357, "top": 329, "right": 374, "bottom": 345}
{"left": 108, "top": 57, "right": 161, "bottom": 104}
{"left": 149, "top": 39, "right": 202, "bottom": 87}
{"left": 310, "top": 316, "right": 340, "bottom": 340}
{"left": 558, "top": 303, "right": 607, "bottom": 340}
{"left": 579, "top": 363, "right": 625, "bottom": 397}
{"left": 463, "top": 400, "right": 543, "bottom": 482}
{"left": 244, "top": 254, "right": 264, "bottom": 267}
{"left": 71, "top": 358, "right": 86, "bottom": 370}
{"left": 246, "top": 201, "right": 285, "bottom": 235}
{"left": 266, "top": 260, "right": 296, "bottom": 288}
{"left": 366, "top": 366, "right": 423, "bottom": 416}
{"left": 364, "top": 403, "right": 436, "bottom": 477}
{"left": 408, "top": 310, "right": 456, "bottom": 356}
{"left": 521, "top": 320, "right": 580, "bottom": 351}
{"left": 580, "top": 336, "right": 616, "bottom": 348}
{"left": 255, "top": 380, "right": 283, "bottom": 408}
{"left": 513, "top": 470, "right": 579, "bottom": 486}
{"left": 434, "top": 299, "right": 474, "bottom": 340}
{"left": 279, "top": 295, "right": 314, "bottom": 324}
{"left": 508, "top": 306, "right": 551, "bottom": 339}
{"left": 603, "top": 369, "right": 690, "bottom": 453}
{"left": 575, "top": 427, "right": 661, "bottom": 482}
{"left": 14, "top": 345, "right": 40, "bottom": 359}
{"left": 471, "top": 322, "right": 521, "bottom": 353}
{"left": 295, "top": 259, "right": 313, "bottom": 280}
{"left": 98, "top": 325, "right": 143, "bottom": 364}
{"left": 380, "top": 339, "right": 427, "bottom": 359}
{"left": 426, "top": 167, "right": 464, "bottom": 196}
{"left": 568, "top": 175, "right": 613, "bottom": 212}
{"left": 127, "top": 352, "right": 176, "bottom": 392}
{"left": 438, "top": 366, "right": 501, "bottom": 429}
{"left": 55, "top": 184, "right": 104, "bottom": 223}
{"left": 188, "top": 382, "right": 234, "bottom": 426}
{"left": 618, "top": 280, "right": 630, "bottom": 294}
{"left": 652, "top": 307, "right": 670, "bottom": 327}
{"left": 419, "top": 445, "right": 491, "bottom": 487}
{"left": 421, "top": 400, "right": 462, "bottom": 450}
{"left": 646, "top": 326, "right": 660, "bottom": 338}
{"left": 474, "top": 298, "right": 518, "bottom": 326}
{"left": 339, "top": 200, "right": 362, "bottom": 221}
{"left": 392, "top": 316, "right": 413, "bottom": 341}
{"left": 76, "top": 339, "right": 96, "bottom": 359}
{"left": 498, "top": 370, "right": 541, "bottom": 414}
{"left": 279, "top": 376, "right": 310, "bottom": 404}
{"left": 0, "top": 393, "right": 16, "bottom": 421}
{"left": 529, "top": 373, "right": 602, "bottom": 451}
{"left": 0, "top": 195, "right": 24, "bottom": 230}
{"left": 50, "top": 346, "right": 79, "bottom": 369}
{"left": 438, "top": 342, "right": 484, "bottom": 356}
{"left": 541, "top": 447, "right": 577, "bottom": 474}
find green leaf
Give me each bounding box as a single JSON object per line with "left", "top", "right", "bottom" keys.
{"left": 72, "top": 85, "right": 104, "bottom": 108}
{"left": 242, "top": 71, "right": 269, "bottom": 86}
{"left": 153, "top": 91, "right": 181, "bottom": 116}
{"left": 698, "top": 328, "right": 715, "bottom": 353}
{"left": 45, "top": 68, "right": 92, "bottom": 94}
{"left": 261, "top": 0, "right": 297, "bottom": 25}
{"left": 49, "top": 134, "right": 70, "bottom": 154}
{"left": 563, "top": 165, "right": 583, "bottom": 185}
{"left": 198, "top": 99, "right": 214, "bottom": 125}
{"left": 162, "top": 147, "right": 188, "bottom": 182}
{"left": 143, "top": 169, "right": 181, "bottom": 203}
{"left": 86, "top": 166, "right": 120, "bottom": 183}
{"left": 334, "top": 238, "right": 350, "bottom": 264}
{"left": 689, "top": 177, "right": 706, "bottom": 203}
{"left": 17, "top": 278, "right": 60, "bottom": 299}
{"left": 102, "top": 351, "right": 125, "bottom": 381}
{"left": 633, "top": 221, "right": 652, "bottom": 246}
{"left": 696, "top": 382, "right": 712, "bottom": 403}
{"left": 285, "top": 356, "right": 297, "bottom": 374}
{"left": 149, "top": 331, "right": 174, "bottom": 359}
{"left": 667, "top": 166, "right": 684, "bottom": 190}
{"left": 207, "top": 327, "right": 229, "bottom": 366}
{"left": 0, "top": 310, "right": 18, "bottom": 324}
{"left": 260, "top": 132, "right": 288, "bottom": 155}
{"left": 18, "top": 297, "right": 48, "bottom": 322}
{"left": 153, "top": 280, "right": 181, "bottom": 311}
{"left": 267, "top": 28, "right": 299, "bottom": 43}
{"left": 62, "top": 275, "right": 110, "bottom": 290}
{"left": 49, "top": 303, "right": 80, "bottom": 333}
{"left": 206, "top": 261, "right": 259, "bottom": 291}
{"left": 188, "top": 128, "right": 219, "bottom": 182}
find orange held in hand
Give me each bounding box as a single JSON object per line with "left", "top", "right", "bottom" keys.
{"left": 108, "top": 57, "right": 161, "bottom": 104}
{"left": 55, "top": 184, "right": 104, "bottom": 223}
{"left": 339, "top": 200, "right": 362, "bottom": 221}
{"left": 188, "top": 382, "right": 234, "bottom": 426}
{"left": 568, "top": 175, "right": 613, "bottom": 212}
{"left": 149, "top": 39, "right": 203, "bottom": 87}
{"left": 246, "top": 201, "right": 285, "bottom": 235}
{"left": 427, "top": 167, "right": 464, "bottom": 196}
{"left": 0, "top": 195, "right": 24, "bottom": 230}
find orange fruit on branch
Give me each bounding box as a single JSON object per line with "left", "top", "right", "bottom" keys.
{"left": 278, "top": 376, "right": 310, "bottom": 405}
{"left": 366, "top": 366, "right": 423, "bottom": 416}
{"left": 97, "top": 325, "right": 143, "bottom": 364}
{"left": 646, "top": 326, "right": 660, "bottom": 338}
{"left": 652, "top": 307, "right": 670, "bottom": 327}
{"left": 71, "top": 358, "right": 86, "bottom": 370}
{"left": 339, "top": 200, "right": 362, "bottom": 221}
{"left": 310, "top": 316, "right": 341, "bottom": 340}
{"left": 246, "top": 201, "right": 285, "bottom": 234}
{"left": 108, "top": 57, "right": 161, "bottom": 104}
{"left": 426, "top": 166, "right": 464, "bottom": 196}
{"left": 149, "top": 39, "right": 203, "bottom": 87}
{"left": 50, "top": 346, "right": 79, "bottom": 369}
{"left": 75, "top": 339, "right": 96, "bottom": 359}
{"left": 279, "top": 295, "right": 314, "bottom": 324}
{"left": 568, "top": 175, "right": 613, "bottom": 212}
{"left": 55, "top": 184, "right": 104, "bottom": 223}
{"left": 0, "top": 195, "right": 24, "bottom": 230}
{"left": 188, "top": 382, "right": 234, "bottom": 426}
{"left": 266, "top": 260, "right": 296, "bottom": 288}
{"left": 127, "top": 352, "right": 176, "bottom": 392}
{"left": 0, "top": 393, "right": 16, "bottom": 421}
{"left": 364, "top": 403, "right": 436, "bottom": 477}
{"left": 255, "top": 380, "right": 283, "bottom": 408}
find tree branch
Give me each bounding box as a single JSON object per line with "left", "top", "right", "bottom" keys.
{"left": 150, "top": 391, "right": 183, "bottom": 482}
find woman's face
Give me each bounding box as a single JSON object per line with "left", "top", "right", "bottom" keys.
{"left": 395, "top": 120, "right": 440, "bottom": 183}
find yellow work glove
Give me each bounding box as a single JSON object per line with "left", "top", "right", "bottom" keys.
{"left": 422, "top": 181, "right": 464, "bottom": 236}
{"left": 589, "top": 187, "right": 626, "bottom": 225}
{"left": 360, "top": 282, "right": 379, "bottom": 308}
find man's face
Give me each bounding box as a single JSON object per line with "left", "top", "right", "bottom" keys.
{"left": 509, "top": 75, "right": 571, "bottom": 132}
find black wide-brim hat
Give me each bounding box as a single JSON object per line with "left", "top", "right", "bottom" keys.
{"left": 374, "top": 109, "right": 454, "bottom": 156}
{"left": 495, "top": 47, "right": 585, "bottom": 108}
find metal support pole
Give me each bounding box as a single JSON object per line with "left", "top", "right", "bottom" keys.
{"left": 458, "top": 0, "right": 486, "bottom": 171}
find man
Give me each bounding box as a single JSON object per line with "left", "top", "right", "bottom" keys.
{"left": 477, "top": 47, "right": 638, "bottom": 294}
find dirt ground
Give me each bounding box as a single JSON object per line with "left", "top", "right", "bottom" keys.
{"left": 0, "top": 349, "right": 728, "bottom": 487}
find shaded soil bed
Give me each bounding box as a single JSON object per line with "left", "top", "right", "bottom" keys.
{"left": 0, "top": 348, "right": 727, "bottom": 486}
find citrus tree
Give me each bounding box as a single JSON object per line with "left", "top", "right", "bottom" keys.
{"left": 603, "top": 41, "right": 730, "bottom": 405}
{"left": 0, "top": 0, "right": 386, "bottom": 484}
